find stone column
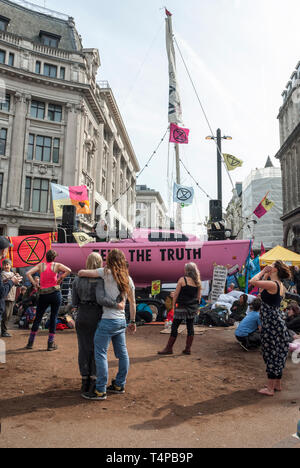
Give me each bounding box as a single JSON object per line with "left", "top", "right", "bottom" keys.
{"left": 8, "top": 93, "right": 30, "bottom": 209}
{"left": 63, "top": 102, "right": 81, "bottom": 186}
{"left": 106, "top": 134, "right": 114, "bottom": 205}
{"left": 115, "top": 150, "right": 121, "bottom": 213}
{"left": 296, "top": 142, "right": 300, "bottom": 208}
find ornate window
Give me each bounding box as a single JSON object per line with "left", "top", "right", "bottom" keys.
{"left": 0, "top": 16, "right": 9, "bottom": 32}
{"left": 0, "top": 128, "right": 7, "bottom": 155}
{"left": 0, "top": 94, "right": 10, "bottom": 112}
{"left": 44, "top": 63, "right": 57, "bottom": 78}
{"left": 48, "top": 104, "right": 62, "bottom": 122}
{"left": 25, "top": 177, "right": 55, "bottom": 213}
{"left": 27, "top": 134, "right": 60, "bottom": 164}
{"left": 39, "top": 31, "right": 61, "bottom": 48}
{"left": 30, "top": 100, "right": 45, "bottom": 119}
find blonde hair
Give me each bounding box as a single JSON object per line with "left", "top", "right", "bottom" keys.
{"left": 86, "top": 252, "right": 103, "bottom": 270}
{"left": 185, "top": 262, "right": 201, "bottom": 287}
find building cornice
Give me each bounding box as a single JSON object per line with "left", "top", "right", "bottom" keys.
{"left": 281, "top": 206, "right": 300, "bottom": 222}
{"left": 0, "top": 64, "right": 106, "bottom": 123}
{"left": 274, "top": 121, "right": 300, "bottom": 160}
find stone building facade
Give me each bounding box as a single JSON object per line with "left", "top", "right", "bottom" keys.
{"left": 0, "top": 0, "right": 139, "bottom": 237}
{"left": 224, "top": 183, "right": 243, "bottom": 239}
{"left": 275, "top": 60, "right": 300, "bottom": 252}
{"left": 136, "top": 185, "right": 168, "bottom": 229}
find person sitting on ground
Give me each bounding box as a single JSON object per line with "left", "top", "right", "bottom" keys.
{"left": 230, "top": 294, "right": 248, "bottom": 322}
{"left": 227, "top": 283, "right": 236, "bottom": 293}
{"left": 13, "top": 286, "right": 27, "bottom": 321}
{"left": 235, "top": 298, "right": 262, "bottom": 350}
{"left": 285, "top": 302, "right": 300, "bottom": 337}
{"left": 135, "top": 303, "right": 153, "bottom": 323}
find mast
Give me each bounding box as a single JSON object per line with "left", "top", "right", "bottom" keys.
{"left": 165, "top": 9, "right": 182, "bottom": 230}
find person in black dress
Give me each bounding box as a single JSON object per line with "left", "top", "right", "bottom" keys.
{"left": 249, "top": 261, "right": 291, "bottom": 396}
{"left": 158, "top": 263, "right": 202, "bottom": 355}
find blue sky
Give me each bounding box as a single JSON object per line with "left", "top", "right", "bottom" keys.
{"left": 35, "top": 0, "right": 300, "bottom": 233}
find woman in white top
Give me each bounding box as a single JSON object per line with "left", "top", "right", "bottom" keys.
{"left": 78, "top": 249, "right": 136, "bottom": 401}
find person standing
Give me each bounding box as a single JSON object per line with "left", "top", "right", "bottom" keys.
{"left": 1, "top": 259, "right": 17, "bottom": 338}
{"left": 249, "top": 261, "right": 291, "bottom": 396}
{"left": 25, "top": 250, "right": 71, "bottom": 351}
{"left": 0, "top": 238, "right": 20, "bottom": 333}
{"left": 78, "top": 249, "right": 136, "bottom": 401}
{"left": 158, "top": 263, "right": 202, "bottom": 356}
{"left": 72, "top": 252, "right": 125, "bottom": 396}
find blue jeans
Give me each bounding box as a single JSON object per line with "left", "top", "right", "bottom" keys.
{"left": 94, "top": 319, "right": 129, "bottom": 393}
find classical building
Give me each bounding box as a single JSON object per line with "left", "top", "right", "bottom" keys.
{"left": 242, "top": 158, "right": 283, "bottom": 250}
{"left": 224, "top": 182, "right": 243, "bottom": 239}
{"left": 136, "top": 185, "right": 168, "bottom": 229}
{"left": 275, "top": 61, "right": 300, "bottom": 252}
{"left": 0, "top": 0, "right": 139, "bottom": 237}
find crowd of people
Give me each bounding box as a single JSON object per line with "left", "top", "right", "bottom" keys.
{"left": 0, "top": 233, "right": 300, "bottom": 401}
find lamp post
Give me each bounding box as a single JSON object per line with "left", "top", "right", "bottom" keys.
{"left": 206, "top": 129, "right": 232, "bottom": 208}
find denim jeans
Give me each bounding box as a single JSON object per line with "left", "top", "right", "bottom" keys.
{"left": 94, "top": 319, "right": 129, "bottom": 393}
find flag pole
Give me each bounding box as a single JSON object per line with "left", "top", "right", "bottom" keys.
{"left": 165, "top": 8, "right": 182, "bottom": 231}
{"left": 175, "top": 142, "right": 182, "bottom": 230}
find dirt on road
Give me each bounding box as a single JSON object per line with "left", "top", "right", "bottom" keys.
{"left": 0, "top": 325, "right": 300, "bottom": 448}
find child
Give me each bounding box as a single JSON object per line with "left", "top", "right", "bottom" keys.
{"left": 1, "top": 259, "right": 17, "bottom": 337}
{"left": 235, "top": 298, "right": 262, "bottom": 351}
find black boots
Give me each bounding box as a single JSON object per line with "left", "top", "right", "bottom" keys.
{"left": 81, "top": 377, "right": 96, "bottom": 395}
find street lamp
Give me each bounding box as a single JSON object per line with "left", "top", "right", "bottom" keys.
{"left": 206, "top": 129, "right": 232, "bottom": 207}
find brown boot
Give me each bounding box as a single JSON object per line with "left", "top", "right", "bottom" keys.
{"left": 182, "top": 336, "right": 194, "bottom": 355}
{"left": 158, "top": 336, "right": 177, "bottom": 355}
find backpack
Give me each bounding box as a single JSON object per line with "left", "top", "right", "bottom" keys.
{"left": 200, "top": 308, "right": 234, "bottom": 327}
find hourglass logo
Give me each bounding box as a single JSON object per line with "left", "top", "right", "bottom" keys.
{"left": 0, "top": 339, "right": 6, "bottom": 364}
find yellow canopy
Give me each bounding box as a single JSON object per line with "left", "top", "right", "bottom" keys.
{"left": 260, "top": 245, "right": 300, "bottom": 267}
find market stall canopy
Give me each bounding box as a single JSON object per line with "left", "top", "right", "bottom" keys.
{"left": 260, "top": 245, "right": 300, "bottom": 267}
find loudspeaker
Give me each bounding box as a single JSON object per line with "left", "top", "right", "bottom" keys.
{"left": 62, "top": 205, "right": 76, "bottom": 227}
{"left": 209, "top": 200, "right": 222, "bottom": 222}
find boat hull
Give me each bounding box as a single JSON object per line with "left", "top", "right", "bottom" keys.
{"left": 54, "top": 239, "right": 250, "bottom": 287}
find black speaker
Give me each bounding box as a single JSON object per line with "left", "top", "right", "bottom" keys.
{"left": 62, "top": 205, "right": 76, "bottom": 226}
{"left": 209, "top": 200, "right": 222, "bottom": 222}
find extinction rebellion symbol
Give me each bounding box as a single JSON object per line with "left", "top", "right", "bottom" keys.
{"left": 176, "top": 187, "right": 193, "bottom": 202}
{"left": 172, "top": 128, "right": 188, "bottom": 144}
{"left": 17, "top": 237, "right": 47, "bottom": 266}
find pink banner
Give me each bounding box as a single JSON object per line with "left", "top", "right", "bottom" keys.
{"left": 253, "top": 203, "right": 267, "bottom": 219}
{"left": 169, "top": 123, "right": 190, "bottom": 144}
{"left": 69, "top": 185, "right": 88, "bottom": 202}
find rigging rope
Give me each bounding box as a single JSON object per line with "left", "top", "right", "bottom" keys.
{"left": 98, "top": 126, "right": 170, "bottom": 221}
{"left": 173, "top": 36, "right": 235, "bottom": 190}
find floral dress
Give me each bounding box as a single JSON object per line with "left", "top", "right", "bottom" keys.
{"left": 260, "top": 282, "right": 290, "bottom": 379}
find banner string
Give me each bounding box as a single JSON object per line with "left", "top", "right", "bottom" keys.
{"left": 173, "top": 36, "right": 235, "bottom": 190}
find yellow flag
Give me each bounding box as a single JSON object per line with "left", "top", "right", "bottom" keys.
{"left": 151, "top": 280, "right": 161, "bottom": 296}
{"left": 73, "top": 232, "right": 95, "bottom": 247}
{"left": 223, "top": 154, "right": 243, "bottom": 171}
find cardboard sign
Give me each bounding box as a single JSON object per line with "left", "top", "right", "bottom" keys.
{"left": 210, "top": 265, "right": 228, "bottom": 303}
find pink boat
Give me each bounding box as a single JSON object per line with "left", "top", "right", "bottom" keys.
{"left": 54, "top": 229, "right": 250, "bottom": 288}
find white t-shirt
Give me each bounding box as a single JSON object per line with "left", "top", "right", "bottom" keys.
{"left": 97, "top": 268, "right": 135, "bottom": 320}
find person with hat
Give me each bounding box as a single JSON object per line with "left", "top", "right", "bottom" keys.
{"left": 0, "top": 237, "right": 21, "bottom": 336}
